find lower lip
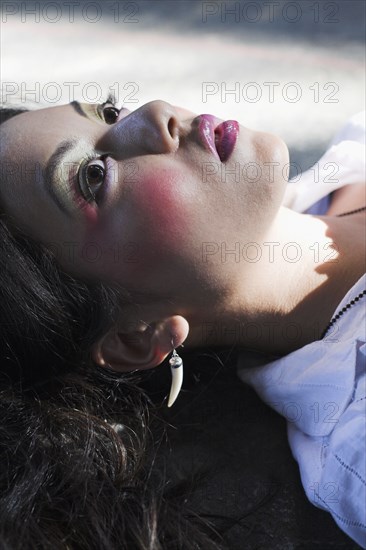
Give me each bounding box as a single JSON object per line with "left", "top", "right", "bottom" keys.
{"left": 215, "top": 120, "right": 239, "bottom": 162}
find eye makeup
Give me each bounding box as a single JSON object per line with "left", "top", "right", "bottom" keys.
{"left": 77, "top": 94, "right": 120, "bottom": 124}
{"left": 77, "top": 153, "right": 114, "bottom": 206}
{"left": 45, "top": 139, "right": 100, "bottom": 223}
{"left": 44, "top": 97, "right": 121, "bottom": 223}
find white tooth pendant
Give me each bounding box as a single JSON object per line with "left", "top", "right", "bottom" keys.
{"left": 167, "top": 349, "right": 183, "bottom": 408}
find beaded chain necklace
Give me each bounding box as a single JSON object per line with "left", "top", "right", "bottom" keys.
{"left": 320, "top": 204, "right": 366, "bottom": 339}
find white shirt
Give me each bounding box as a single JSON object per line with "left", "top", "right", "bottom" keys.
{"left": 237, "top": 112, "right": 366, "bottom": 548}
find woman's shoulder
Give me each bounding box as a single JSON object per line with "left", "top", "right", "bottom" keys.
{"left": 237, "top": 273, "right": 366, "bottom": 437}
{"left": 283, "top": 111, "right": 366, "bottom": 213}
{"left": 329, "top": 110, "right": 366, "bottom": 147}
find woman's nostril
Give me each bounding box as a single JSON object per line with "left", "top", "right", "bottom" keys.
{"left": 168, "top": 117, "right": 178, "bottom": 140}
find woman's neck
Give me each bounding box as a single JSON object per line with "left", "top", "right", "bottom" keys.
{"left": 185, "top": 207, "right": 365, "bottom": 356}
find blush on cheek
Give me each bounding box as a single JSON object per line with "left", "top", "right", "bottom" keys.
{"left": 83, "top": 168, "right": 191, "bottom": 282}
{"left": 134, "top": 168, "right": 190, "bottom": 251}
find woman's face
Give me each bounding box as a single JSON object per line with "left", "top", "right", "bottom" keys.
{"left": 0, "top": 100, "right": 289, "bottom": 304}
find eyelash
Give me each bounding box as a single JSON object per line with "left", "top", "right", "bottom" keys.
{"left": 97, "top": 95, "right": 122, "bottom": 124}
{"left": 78, "top": 152, "right": 107, "bottom": 205}
{"left": 77, "top": 98, "right": 121, "bottom": 205}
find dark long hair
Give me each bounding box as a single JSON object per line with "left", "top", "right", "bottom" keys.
{"left": 0, "top": 108, "right": 224, "bottom": 549}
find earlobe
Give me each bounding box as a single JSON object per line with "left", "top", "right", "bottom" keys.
{"left": 91, "top": 315, "right": 189, "bottom": 373}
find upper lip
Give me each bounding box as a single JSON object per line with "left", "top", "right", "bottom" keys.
{"left": 196, "top": 114, "right": 222, "bottom": 161}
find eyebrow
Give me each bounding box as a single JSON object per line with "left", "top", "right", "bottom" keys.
{"left": 44, "top": 138, "right": 78, "bottom": 217}
{"left": 43, "top": 101, "right": 87, "bottom": 216}
{"left": 70, "top": 100, "right": 88, "bottom": 118}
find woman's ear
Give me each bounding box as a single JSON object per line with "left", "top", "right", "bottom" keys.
{"left": 91, "top": 315, "right": 189, "bottom": 372}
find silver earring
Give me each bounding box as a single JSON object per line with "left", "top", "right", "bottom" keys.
{"left": 167, "top": 348, "right": 183, "bottom": 407}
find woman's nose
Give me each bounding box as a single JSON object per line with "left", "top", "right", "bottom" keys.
{"left": 99, "top": 100, "right": 180, "bottom": 158}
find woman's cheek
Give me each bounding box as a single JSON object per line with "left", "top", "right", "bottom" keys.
{"left": 133, "top": 167, "right": 191, "bottom": 250}
{"left": 84, "top": 167, "right": 193, "bottom": 281}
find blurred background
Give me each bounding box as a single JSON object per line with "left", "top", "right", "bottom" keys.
{"left": 1, "top": 0, "right": 365, "bottom": 172}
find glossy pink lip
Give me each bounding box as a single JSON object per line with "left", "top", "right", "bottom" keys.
{"left": 198, "top": 114, "right": 221, "bottom": 161}
{"left": 197, "top": 115, "right": 239, "bottom": 162}
{"left": 214, "top": 120, "right": 239, "bottom": 162}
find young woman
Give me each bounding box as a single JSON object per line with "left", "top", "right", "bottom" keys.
{"left": 0, "top": 100, "right": 365, "bottom": 548}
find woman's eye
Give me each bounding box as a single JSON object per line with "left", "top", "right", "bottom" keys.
{"left": 79, "top": 158, "right": 106, "bottom": 203}
{"left": 102, "top": 105, "right": 120, "bottom": 125}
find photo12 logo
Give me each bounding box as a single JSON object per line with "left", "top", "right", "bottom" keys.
{"left": 1, "top": 81, "right": 140, "bottom": 106}
{"left": 1, "top": 2, "right": 140, "bottom": 24}
{"left": 201, "top": 2, "right": 340, "bottom": 24}
{"left": 202, "top": 81, "right": 340, "bottom": 104}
